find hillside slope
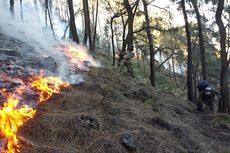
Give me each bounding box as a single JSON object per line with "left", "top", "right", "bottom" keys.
{"left": 19, "top": 67, "right": 230, "bottom": 153}
{"left": 0, "top": 31, "right": 229, "bottom": 153}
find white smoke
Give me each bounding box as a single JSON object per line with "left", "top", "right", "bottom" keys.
{"left": 0, "top": 0, "right": 100, "bottom": 84}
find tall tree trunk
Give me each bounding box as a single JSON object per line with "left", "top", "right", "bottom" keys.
{"left": 67, "top": 0, "right": 79, "bottom": 43}
{"left": 121, "top": 0, "right": 139, "bottom": 52}
{"left": 10, "top": 0, "right": 14, "bottom": 17}
{"left": 190, "top": 0, "right": 207, "bottom": 80}
{"left": 92, "top": 0, "right": 99, "bottom": 54}
{"left": 49, "top": 0, "right": 52, "bottom": 17}
{"left": 171, "top": 31, "right": 178, "bottom": 88}
{"left": 45, "top": 0, "right": 48, "bottom": 27}
{"left": 83, "top": 0, "right": 93, "bottom": 52}
{"left": 142, "top": 0, "right": 155, "bottom": 86}
{"left": 110, "top": 12, "right": 122, "bottom": 66}
{"left": 118, "top": 0, "right": 139, "bottom": 64}
{"left": 47, "top": 2, "right": 56, "bottom": 39}
{"left": 215, "top": 0, "right": 230, "bottom": 113}
{"left": 110, "top": 16, "right": 116, "bottom": 66}
{"left": 181, "top": 0, "right": 194, "bottom": 101}
{"left": 20, "top": 0, "right": 23, "bottom": 21}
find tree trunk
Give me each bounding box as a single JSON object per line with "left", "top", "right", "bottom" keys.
{"left": 171, "top": 31, "right": 178, "bottom": 88}
{"left": 215, "top": 0, "right": 230, "bottom": 113}
{"left": 20, "top": 0, "right": 23, "bottom": 21}
{"left": 67, "top": 0, "right": 79, "bottom": 43}
{"left": 121, "top": 0, "right": 139, "bottom": 52}
{"left": 118, "top": 0, "right": 139, "bottom": 64}
{"left": 47, "top": 2, "right": 56, "bottom": 39}
{"left": 10, "top": 0, "right": 14, "bottom": 17}
{"left": 190, "top": 0, "right": 207, "bottom": 80}
{"left": 142, "top": 0, "right": 155, "bottom": 86}
{"left": 110, "top": 16, "right": 116, "bottom": 66}
{"left": 92, "top": 0, "right": 99, "bottom": 54}
{"left": 181, "top": 0, "right": 194, "bottom": 101}
{"left": 45, "top": 0, "right": 48, "bottom": 27}
{"left": 83, "top": 0, "right": 93, "bottom": 52}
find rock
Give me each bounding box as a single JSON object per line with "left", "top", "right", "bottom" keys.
{"left": 80, "top": 115, "right": 99, "bottom": 130}
{"left": 121, "top": 133, "right": 137, "bottom": 152}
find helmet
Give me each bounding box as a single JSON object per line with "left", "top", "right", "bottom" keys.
{"left": 205, "top": 87, "right": 212, "bottom": 91}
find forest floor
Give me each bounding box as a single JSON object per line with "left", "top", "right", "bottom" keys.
{"left": 0, "top": 32, "right": 230, "bottom": 153}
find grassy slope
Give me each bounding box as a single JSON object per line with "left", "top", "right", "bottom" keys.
{"left": 19, "top": 67, "right": 230, "bottom": 153}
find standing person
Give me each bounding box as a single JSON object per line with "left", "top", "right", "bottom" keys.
{"left": 122, "top": 43, "right": 135, "bottom": 78}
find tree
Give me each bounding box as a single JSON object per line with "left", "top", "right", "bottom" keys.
{"left": 215, "top": 0, "right": 230, "bottom": 113}
{"left": 92, "top": 0, "right": 99, "bottom": 54}
{"left": 83, "top": 0, "right": 93, "bottom": 53}
{"left": 118, "top": 0, "right": 139, "bottom": 64}
{"left": 20, "top": 0, "right": 23, "bottom": 20}
{"left": 10, "top": 0, "right": 14, "bottom": 17}
{"left": 190, "top": 0, "right": 207, "bottom": 80}
{"left": 67, "top": 0, "right": 79, "bottom": 43}
{"left": 122, "top": 0, "right": 139, "bottom": 51}
{"left": 142, "top": 0, "right": 155, "bottom": 86}
{"left": 181, "top": 0, "right": 194, "bottom": 101}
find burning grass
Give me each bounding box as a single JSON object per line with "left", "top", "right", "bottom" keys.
{"left": 0, "top": 72, "right": 69, "bottom": 153}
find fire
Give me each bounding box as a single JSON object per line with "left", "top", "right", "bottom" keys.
{"left": 31, "top": 74, "right": 69, "bottom": 103}
{"left": 0, "top": 94, "right": 35, "bottom": 153}
{"left": 62, "top": 44, "right": 99, "bottom": 70}
{"left": 0, "top": 73, "right": 69, "bottom": 153}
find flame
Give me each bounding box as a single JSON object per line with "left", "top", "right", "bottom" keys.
{"left": 0, "top": 73, "right": 69, "bottom": 153}
{"left": 62, "top": 44, "right": 99, "bottom": 70}
{"left": 0, "top": 94, "right": 35, "bottom": 153}
{"left": 31, "top": 75, "right": 69, "bottom": 103}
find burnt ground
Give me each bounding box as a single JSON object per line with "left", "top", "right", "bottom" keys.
{"left": 0, "top": 32, "right": 230, "bottom": 153}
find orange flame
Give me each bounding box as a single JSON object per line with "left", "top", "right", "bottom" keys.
{"left": 0, "top": 94, "right": 35, "bottom": 153}
{"left": 31, "top": 75, "right": 69, "bottom": 103}
{"left": 0, "top": 73, "right": 69, "bottom": 153}
{"left": 62, "top": 44, "right": 99, "bottom": 70}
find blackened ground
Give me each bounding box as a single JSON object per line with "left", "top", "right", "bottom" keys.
{"left": 19, "top": 67, "right": 230, "bottom": 153}
{"left": 0, "top": 32, "right": 58, "bottom": 76}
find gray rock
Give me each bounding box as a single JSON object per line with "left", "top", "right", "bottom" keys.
{"left": 80, "top": 115, "right": 99, "bottom": 130}
{"left": 121, "top": 133, "right": 137, "bottom": 152}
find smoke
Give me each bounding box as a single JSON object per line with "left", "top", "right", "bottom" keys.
{"left": 0, "top": 0, "right": 100, "bottom": 84}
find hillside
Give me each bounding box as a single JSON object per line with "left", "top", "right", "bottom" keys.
{"left": 18, "top": 67, "right": 230, "bottom": 153}
{"left": 0, "top": 32, "right": 229, "bottom": 153}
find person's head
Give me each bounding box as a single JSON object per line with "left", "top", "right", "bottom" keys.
{"left": 127, "top": 43, "right": 134, "bottom": 52}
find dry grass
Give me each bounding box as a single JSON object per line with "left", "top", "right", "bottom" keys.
{"left": 18, "top": 67, "right": 230, "bottom": 153}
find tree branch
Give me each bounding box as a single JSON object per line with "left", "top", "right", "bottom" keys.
{"left": 134, "top": 25, "right": 165, "bottom": 33}
{"left": 155, "top": 53, "right": 178, "bottom": 71}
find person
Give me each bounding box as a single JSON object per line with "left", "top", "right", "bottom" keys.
{"left": 197, "top": 80, "right": 216, "bottom": 111}
{"left": 122, "top": 43, "right": 135, "bottom": 78}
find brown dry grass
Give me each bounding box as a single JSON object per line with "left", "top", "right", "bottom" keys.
{"left": 18, "top": 67, "right": 230, "bottom": 153}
